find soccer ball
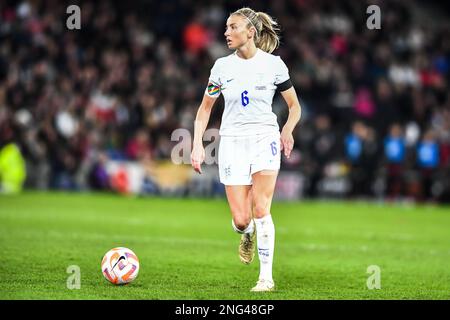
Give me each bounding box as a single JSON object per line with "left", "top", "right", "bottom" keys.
{"left": 101, "top": 247, "right": 139, "bottom": 285}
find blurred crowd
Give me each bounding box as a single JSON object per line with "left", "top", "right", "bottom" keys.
{"left": 0, "top": 0, "right": 449, "bottom": 202}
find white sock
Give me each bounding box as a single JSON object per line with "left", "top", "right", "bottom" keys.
{"left": 232, "top": 219, "right": 254, "bottom": 234}
{"left": 254, "top": 214, "right": 275, "bottom": 282}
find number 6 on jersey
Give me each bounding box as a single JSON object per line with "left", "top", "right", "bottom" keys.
{"left": 270, "top": 141, "right": 277, "bottom": 156}
{"left": 241, "top": 90, "right": 249, "bottom": 107}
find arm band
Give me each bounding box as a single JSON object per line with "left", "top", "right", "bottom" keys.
{"left": 276, "top": 79, "right": 293, "bottom": 93}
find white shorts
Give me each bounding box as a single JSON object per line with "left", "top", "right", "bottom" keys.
{"left": 218, "top": 131, "right": 281, "bottom": 185}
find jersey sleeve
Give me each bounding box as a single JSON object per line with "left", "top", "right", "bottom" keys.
{"left": 204, "top": 60, "right": 223, "bottom": 98}
{"left": 274, "top": 56, "right": 293, "bottom": 92}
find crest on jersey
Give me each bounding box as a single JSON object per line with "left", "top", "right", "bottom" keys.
{"left": 255, "top": 73, "right": 267, "bottom": 90}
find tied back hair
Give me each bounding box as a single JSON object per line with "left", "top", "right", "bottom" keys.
{"left": 232, "top": 7, "right": 280, "bottom": 54}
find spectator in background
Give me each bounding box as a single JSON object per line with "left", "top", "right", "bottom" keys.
{"left": 125, "top": 129, "right": 153, "bottom": 161}
{"left": 88, "top": 151, "right": 110, "bottom": 191}
{"left": 431, "top": 107, "right": 450, "bottom": 202}
{"left": 183, "top": 15, "right": 213, "bottom": 55}
{"left": 345, "top": 121, "right": 364, "bottom": 165}
{"left": 0, "top": 126, "right": 26, "bottom": 194}
{"left": 416, "top": 129, "right": 440, "bottom": 201}
{"left": 345, "top": 121, "right": 380, "bottom": 197}
{"left": 345, "top": 121, "right": 365, "bottom": 196}
{"left": 384, "top": 123, "right": 406, "bottom": 199}
{"left": 308, "top": 114, "right": 337, "bottom": 196}
{"left": 353, "top": 87, "right": 376, "bottom": 122}
{"left": 360, "top": 127, "right": 380, "bottom": 196}
{"left": 431, "top": 108, "right": 450, "bottom": 167}
{"left": 374, "top": 78, "right": 401, "bottom": 136}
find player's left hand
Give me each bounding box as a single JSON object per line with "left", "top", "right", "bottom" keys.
{"left": 280, "top": 127, "right": 294, "bottom": 159}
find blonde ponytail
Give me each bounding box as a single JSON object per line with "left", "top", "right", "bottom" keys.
{"left": 232, "top": 8, "right": 280, "bottom": 54}
{"left": 254, "top": 11, "right": 280, "bottom": 53}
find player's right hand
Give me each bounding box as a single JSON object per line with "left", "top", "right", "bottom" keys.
{"left": 191, "top": 145, "right": 205, "bottom": 174}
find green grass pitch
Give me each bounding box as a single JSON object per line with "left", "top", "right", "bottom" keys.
{"left": 0, "top": 192, "right": 449, "bottom": 299}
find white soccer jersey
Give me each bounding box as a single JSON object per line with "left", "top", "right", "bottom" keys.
{"left": 205, "top": 48, "right": 291, "bottom": 137}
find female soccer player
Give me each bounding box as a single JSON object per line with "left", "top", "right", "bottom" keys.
{"left": 191, "top": 7, "right": 301, "bottom": 292}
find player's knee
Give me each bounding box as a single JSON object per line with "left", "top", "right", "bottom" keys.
{"left": 232, "top": 216, "right": 251, "bottom": 231}
{"left": 253, "top": 201, "right": 270, "bottom": 219}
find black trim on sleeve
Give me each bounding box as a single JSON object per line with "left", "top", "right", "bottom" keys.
{"left": 276, "top": 79, "right": 293, "bottom": 93}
